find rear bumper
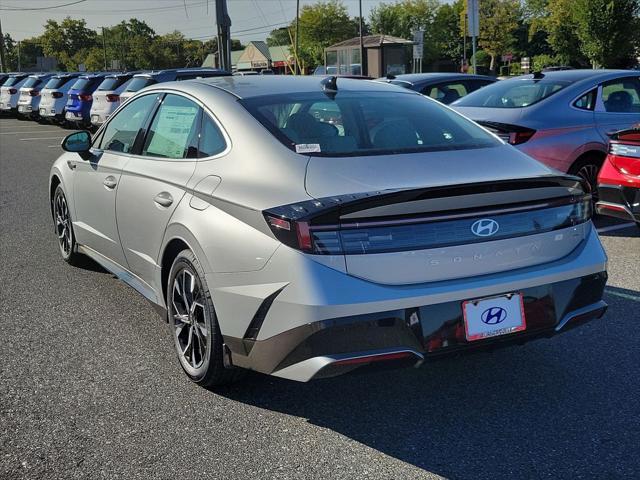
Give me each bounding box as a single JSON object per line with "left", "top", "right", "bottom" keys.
{"left": 217, "top": 226, "right": 608, "bottom": 381}
{"left": 597, "top": 184, "right": 640, "bottom": 223}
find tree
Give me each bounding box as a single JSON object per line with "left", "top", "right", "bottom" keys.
{"left": 369, "top": 0, "right": 439, "bottom": 39}
{"left": 572, "top": 0, "right": 640, "bottom": 68}
{"left": 267, "top": 27, "right": 292, "bottom": 47}
{"left": 39, "top": 17, "right": 97, "bottom": 70}
{"left": 296, "top": 0, "right": 358, "bottom": 68}
{"left": 544, "top": 0, "right": 587, "bottom": 66}
{"left": 430, "top": 0, "right": 465, "bottom": 68}
{"left": 477, "top": 0, "right": 520, "bottom": 72}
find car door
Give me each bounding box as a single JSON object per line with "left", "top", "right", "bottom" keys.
{"left": 72, "top": 93, "right": 160, "bottom": 267}
{"left": 594, "top": 76, "right": 640, "bottom": 139}
{"left": 115, "top": 93, "right": 202, "bottom": 284}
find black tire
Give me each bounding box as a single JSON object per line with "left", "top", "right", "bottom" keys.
{"left": 52, "top": 185, "right": 81, "bottom": 265}
{"left": 167, "top": 249, "right": 245, "bottom": 387}
{"left": 570, "top": 157, "right": 603, "bottom": 205}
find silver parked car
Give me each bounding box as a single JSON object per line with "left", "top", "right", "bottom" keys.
{"left": 50, "top": 77, "right": 607, "bottom": 386}
{"left": 0, "top": 74, "right": 29, "bottom": 114}
{"left": 17, "top": 73, "right": 55, "bottom": 119}
{"left": 90, "top": 72, "right": 138, "bottom": 127}
{"left": 452, "top": 70, "right": 640, "bottom": 198}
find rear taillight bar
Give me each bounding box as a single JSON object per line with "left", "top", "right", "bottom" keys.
{"left": 263, "top": 178, "right": 591, "bottom": 255}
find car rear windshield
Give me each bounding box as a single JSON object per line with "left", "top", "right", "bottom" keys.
{"left": 3, "top": 77, "right": 23, "bottom": 87}
{"left": 98, "top": 77, "right": 128, "bottom": 91}
{"left": 454, "top": 79, "right": 571, "bottom": 108}
{"left": 241, "top": 91, "right": 501, "bottom": 156}
{"left": 22, "top": 77, "right": 42, "bottom": 88}
{"left": 44, "top": 77, "right": 72, "bottom": 89}
{"left": 70, "top": 78, "right": 94, "bottom": 91}
{"left": 125, "top": 77, "right": 156, "bottom": 92}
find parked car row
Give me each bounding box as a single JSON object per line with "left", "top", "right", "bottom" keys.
{"left": 0, "top": 67, "right": 231, "bottom": 128}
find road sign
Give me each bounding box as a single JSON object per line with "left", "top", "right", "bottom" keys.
{"left": 502, "top": 53, "right": 513, "bottom": 62}
{"left": 468, "top": 0, "right": 479, "bottom": 37}
{"left": 413, "top": 30, "right": 424, "bottom": 60}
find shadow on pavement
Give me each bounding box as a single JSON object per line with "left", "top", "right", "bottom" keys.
{"left": 215, "top": 285, "right": 639, "bottom": 478}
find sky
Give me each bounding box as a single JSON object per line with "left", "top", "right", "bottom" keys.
{"left": 0, "top": 0, "right": 402, "bottom": 42}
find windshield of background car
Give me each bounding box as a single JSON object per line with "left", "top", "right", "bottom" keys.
{"left": 44, "top": 77, "right": 71, "bottom": 89}
{"left": 22, "top": 77, "right": 42, "bottom": 88}
{"left": 454, "top": 79, "right": 571, "bottom": 108}
{"left": 241, "top": 91, "right": 501, "bottom": 156}
{"left": 70, "top": 78, "right": 93, "bottom": 91}
{"left": 98, "top": 77, "right": 127, "bottom": 91}
{"left": 125, "top": 77, "right": 156, "bottom": 92}
{"left": 3, "top": 77, "right": 22, "bottom": 87}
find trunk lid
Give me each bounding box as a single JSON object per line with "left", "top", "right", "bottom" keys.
{"left": 302, "top": 146, "right": 590, "bottom": 285}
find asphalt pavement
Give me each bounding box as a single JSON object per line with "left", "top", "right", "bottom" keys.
{"left": 1, "top": 117, "right": 639, "bottom": 479}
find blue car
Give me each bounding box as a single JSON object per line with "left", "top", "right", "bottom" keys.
{"left": 65, "top": 73, "right": 108, "bottom": 126}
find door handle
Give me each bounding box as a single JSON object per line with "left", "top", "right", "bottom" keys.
{"left": 103, "top": 176, "right": 117, "bottom": 189}
{"left": 154, "top": 192, "right": 174, "bottom": 207}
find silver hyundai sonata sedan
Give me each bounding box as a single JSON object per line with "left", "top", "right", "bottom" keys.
{"left": 50, "top": 76, "right": 608, "bottom": 386}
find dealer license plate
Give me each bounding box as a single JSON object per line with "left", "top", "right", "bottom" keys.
{"left": 463, "top": 293, "right": 526, "bottom": 341}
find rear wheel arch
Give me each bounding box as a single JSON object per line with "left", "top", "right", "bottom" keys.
{"left": 568, "top": 150, "right": 606, "bottom": 175}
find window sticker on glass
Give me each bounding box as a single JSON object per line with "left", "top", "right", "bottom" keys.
{"left": 295, "top": 143, "right": 321, "bottom": 154}
{"left": 145, "top": 105, "right": 199, "bottom": 158}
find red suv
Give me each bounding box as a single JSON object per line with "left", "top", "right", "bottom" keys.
{"left": 597, "top": 127, "right": 640, "bottom": 229}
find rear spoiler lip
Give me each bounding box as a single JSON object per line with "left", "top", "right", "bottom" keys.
{"left": 265, "top": 175, "right": 589, "bottom": 226}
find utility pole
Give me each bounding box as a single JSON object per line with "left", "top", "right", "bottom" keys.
{"left": 358, "top": 0, "right": 365, "bottom": 76}
{"left": 215, "top": 0, "right": 231, "bottom": 71}
{"left": 295, "top": 0, "right": 300, "bottom": 75}
{"left": 101, "top": 27, "right": 107, "bottom": 71}
{"left": 17, "top": 40, "right": 21, "bottom": 72}
{"left": 462, "top": 13, "right": 467, "bottom": 73}
{"left": 0, "top": 18, "right": 6, "bottom": 73}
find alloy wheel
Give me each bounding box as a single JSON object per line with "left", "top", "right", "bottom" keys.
{"left": 171, "top": 268, "right": 210, "bottom": 374}
{"left": 54, "top": 192, "right": 72, "bottom": 257}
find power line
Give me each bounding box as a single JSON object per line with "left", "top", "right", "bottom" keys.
{"left": 0, "top": 0, "right": 88, "bottom": 11}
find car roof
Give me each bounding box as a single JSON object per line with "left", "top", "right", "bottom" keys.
{"left": 192, "top": 75, "right": 409, "bottom": 99}
{"left": 133, "top": 68, "right": 228, "bottom": 78}
{"left": 378, "top": 73, "right": 495, "bottom": 84}
{"left": 511, "top": 69, "right": 634, "bottom": 83}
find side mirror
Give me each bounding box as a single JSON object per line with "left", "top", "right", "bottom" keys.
{"left": 61, "top": 131, "right": 92, "bottom": 158}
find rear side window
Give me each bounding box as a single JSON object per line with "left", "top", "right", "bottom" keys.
{"left": 424, "top": 82, "right": 468, "bottom": 104}
{"left": 125, "top": 77, "right": 156, "bottom": 92}
{"left": 98, "top": 94, "right": 158, "bottom": 153}
{"left": 602, "top": 78, "right": 640, "bottom": 113}
{"left": 574, "top": 89, "right": 597, "bottom": 111}
{"left": 142, "top": 94, "right": 201, "bottom": 159}
{"left": 198, "top": 114, "right": 227, "bottom": 157}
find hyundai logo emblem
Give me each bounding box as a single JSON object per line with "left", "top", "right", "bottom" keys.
{"left": 471, "top": 218, "right": 500, "bottom": 237}
{"left": 481, "top": 307, "right": 508, "bottom": 325}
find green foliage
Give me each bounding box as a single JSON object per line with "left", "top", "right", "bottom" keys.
{"left": 40, "top": 18, "right": 97, "bottom": 70}
{"left": 532, "top": 53, "right": 558, "bottom": 71}
{"left": 543, "top": 0, "right": 587, "bottom": 66}
{"left": 477, "top": 0, "right": 521, "bottom": 72}
{"left": 572, "top": 0, "right": 640, "bottom": 68}
{"left": 267, "top": 27, "right": 292, "bottom": 47}
{"left": 296, "top": 0, "right": 358, "bottom": 68}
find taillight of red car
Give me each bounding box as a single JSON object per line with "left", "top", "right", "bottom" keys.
{"left": 608, "top": 129, "right": 640, "bottom": 177}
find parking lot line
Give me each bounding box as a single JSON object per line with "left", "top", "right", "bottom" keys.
{"left": 1, "top": 130, "right": 63, "bottom": 135}
{"left": 606, "top": 289, "right": 640, "bottom": 303}
{"left": 596, "top": 223, "right": 636, "bottom": 234}
{"left": 19, "top": 136, "right": 65, "bottom": 141}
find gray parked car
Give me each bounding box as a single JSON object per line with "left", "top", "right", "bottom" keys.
{"left": 50, "top": 77, "right": 607, "bottom": 387}
{"left": 452, "top": 70, "right": 640, "bottom": 198}
{"left": 375, "top": 73, "right": 496, "bottom": 104}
